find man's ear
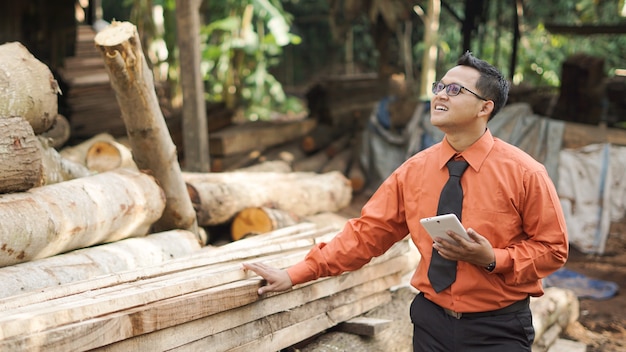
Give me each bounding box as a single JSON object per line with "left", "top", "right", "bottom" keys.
{"left": 479, "top": 100, "right": 495, "bottom": 119}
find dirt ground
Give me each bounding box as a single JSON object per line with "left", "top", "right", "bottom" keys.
{"left": 312, "top": 192, "right": 626, "bottom": 352}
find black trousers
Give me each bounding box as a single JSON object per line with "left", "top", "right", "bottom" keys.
{"left": 410, "top": 293, "right": 534, "bottom": 352}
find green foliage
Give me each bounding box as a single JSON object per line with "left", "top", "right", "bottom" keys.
{"left": 201, "top": 0, "right": 304, "bottom": 120}
{"left": 431, "top": 0, "right": 626, "bottom": 87}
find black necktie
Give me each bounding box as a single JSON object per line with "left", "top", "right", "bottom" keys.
{"left": 428, "top": 159, "right": 469, "bottom": 293}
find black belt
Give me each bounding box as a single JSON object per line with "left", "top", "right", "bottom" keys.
{"left": 422, "top": 293, "right": 530, "bottom": 319}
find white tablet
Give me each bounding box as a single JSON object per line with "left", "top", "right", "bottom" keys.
{"left": 420, "top": 214, "right": 470, "bottom": 242}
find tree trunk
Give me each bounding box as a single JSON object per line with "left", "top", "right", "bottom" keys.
{"left": 0, "top": 229, "right": 201, "bottom": 299}
{"left": 59, "top": 132, "right": 116, "bottom": 164}
{"left": 0, "top": 117, "right": 42, "bottom": 193}
{"left": 85, "top": 140, "right": 137, "bottom": 172}
{"left": 38, "top": 136, "right": 93, "bottom": 185}
{"left": 419, "top": 0, "right": 440, "bottom": 98}
{"left": 176, "top": 0, "right": 210, "bottom": 172}
{"left": 0, "top": 168, "right": 165, "bottom": 267}
{"left": 184, "top": 171, "right": 353, "bottom": 225}
{"left": 0, "top": 42, "right": 60, "bottom": 134}
{"left": 94, "top": 21, "right": 198, "bottom": 235}
{"left": 40, "top": 114, "right": 71, "bottom": 149}
{"left": 230, "top": 207, "right": 299, "bottom": 241}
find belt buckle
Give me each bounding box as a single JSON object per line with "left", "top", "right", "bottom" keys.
{"left": 444, "top": 308, "right": 462, "bottom": 319}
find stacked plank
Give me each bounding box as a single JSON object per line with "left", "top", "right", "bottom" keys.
{"left": 305, "top": 73, "right": 388, "bottom": 128}
{"left": 0, "top": 222, "right": 413, "bottom": 351}
{"left": 57, "top": 25, "right": 127, "bottom": 139}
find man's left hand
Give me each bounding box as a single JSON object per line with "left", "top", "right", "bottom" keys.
{"left": 433, "top": 228, "right": 495, "bottom": 267}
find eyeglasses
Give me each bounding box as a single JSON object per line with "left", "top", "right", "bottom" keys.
{"left": 432, "top": 81, "right": 488, "bottom": 101}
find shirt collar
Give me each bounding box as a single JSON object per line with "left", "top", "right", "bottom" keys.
{"left": 438, "top": 129, "right": 494, "bottom": 172}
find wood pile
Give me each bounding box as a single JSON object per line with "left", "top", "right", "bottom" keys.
{"left": 0, "top": 22, "right": 409, "bottom": 351}
{"left": 0, "top": 223, "right": 412, "bottom": 351}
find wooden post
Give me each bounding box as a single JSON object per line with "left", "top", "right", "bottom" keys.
{"left": 176, "top": 0, "right": 210, "bottom": 172}
{"left": 94, "top": 21, "right": 199, "bottom": 236}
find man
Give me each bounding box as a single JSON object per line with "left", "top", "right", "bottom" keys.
{"left": 243, "top": 52, "right": 568, "bottom": 351}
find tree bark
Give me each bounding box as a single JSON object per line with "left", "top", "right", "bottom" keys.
{"left": 0, "top": 230, "right": 201, "bottom": 299}
{"left": 184, "top": 171, "right": 353, "bottom": 225}
{"left": 38, "top": 136, "right": 93, "bottom": 185}
{"left": 0, "top": 117, "right": 42, "bottom": 193}
{"left": 0, "top": 42, "right": 61, "bottom": 134}
{"left": 0, "top": 168, "right": 165, "bottom": 267}
{"left": 176, "top": 0, "right": 210, "bottom": 172}
{"left": 94, "top": 21, "right": 198, "bottom": 235}
{"left": 40, "top": 114, "right": 71, "bottom": 149}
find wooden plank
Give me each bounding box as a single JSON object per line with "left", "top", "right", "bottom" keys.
{"left": 1, "top": 252, "right": 408, "bottom": 351}
{"left": 95, "top": 268, "right": 400, "bottom": 351}
{"left": 0, "top": 240, "right": 407, "bottom": 339}
{"left": 334, "top": 317, "right": 392, "bottom": 336}
{"left": 0, "top": 225, "right": 334, "bottom": 311}
{"left": 209, "top": 119, "right": 317, "bottom": 156}
{"left": 562, "top": 121, "right": 626, "bottom": 149}
{"left": 217, "top": 291, "right": 392, "bottom": 352}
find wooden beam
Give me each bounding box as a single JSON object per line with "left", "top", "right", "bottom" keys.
{"left": 545, "top": 24, "right": 626, "bottom": 35}
{"left": 334, "top": 317, "right": 392, "bottom": 336}
{"left": 209, "top": 119, "right": 317, "bottom": 157}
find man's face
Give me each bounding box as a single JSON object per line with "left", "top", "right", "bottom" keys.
{"left": 430, "top": 66, "right": 486, "bottom": 133}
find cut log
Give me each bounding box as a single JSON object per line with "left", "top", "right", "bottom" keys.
{"left": 347, "top": 158, "right": 366, "bottom": 193}
{"left": 209, "top": 151, "right": 259, "bottom": 172}
{"left": 37, "top": 136, "right": 93, "bottom": 185}
{"left": 0, "top": 168, "right": 165, "bottom": 267}
{"left": 0, "top": 42, "right": 61, "bottom": 134}
{"left": 301, "top": 124, "right": 342, "bottom": 154}
{"left": 184, "top": 171, "right": 352, "bottom": 225}
{"left": 85, "top": 140, "right": 138, "bottom": 172}
{"left": 0, "top": 117, "right": 42, "bottom": 193}
{"left": 292, "top": 149, "right": 328, "bottom": 172}
{"left": 231, "top": 207, "right": 299, "bottom": 241}
{"left": 258, "top": 139, "right": 307, "bottom": 165}
{"left": 39, "top": 113, "right": 71, "bottom": 149}
{"left": 59, "top": 132, "right": 116, "bottom": 165}
{"left": 94, "top": 21, "right": 198, "bottom": 235}
{"left": 236, "top": 160, "right": 292, "bottom": 173}
{"left": 325, "top": 133, "right": 353, "bottom": 158}
{"left": 530, "top": 287, "right": 579, "bottom": 349}
{"left": 321, "top": 148, "right": 352, "bottom": 174}
{"left": 0, "top": 230, "right": 201, "bottom": 299}
{"left": 209, "top": 119, "right": 317, "bottom": 157}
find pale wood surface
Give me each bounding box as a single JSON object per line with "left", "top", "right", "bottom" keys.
{"left": 185, "top": 171, "right": 352, "bottom": 225}
{"left": 0, "top": 230, "right": 201, "bottom": 299}
{"left": 0, "top": 168, "right": 165, "bottom": 267}
{"left": 209, "top": 119, "right": 317, "bottom": 157}
{"left": 94, "top": 21, "right": 198, "bottom": 235}
{"left": 0, "top": 42, "right": 60, "bottom": 134}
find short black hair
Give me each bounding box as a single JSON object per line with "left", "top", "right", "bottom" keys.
{"left": 456, "top": 51, "right": 509, "bottom": 120}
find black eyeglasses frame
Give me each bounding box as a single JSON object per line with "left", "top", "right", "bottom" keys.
{"left": 432, "top": 81, "right": 488, "bottom": 101}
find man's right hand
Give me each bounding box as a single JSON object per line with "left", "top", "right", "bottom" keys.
{"left": 242, "top": 262, "right": 293, "bottom": 295}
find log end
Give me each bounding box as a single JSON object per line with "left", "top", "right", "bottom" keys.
{"left": 94, "top": 21, "right": 136, "bottom": 47}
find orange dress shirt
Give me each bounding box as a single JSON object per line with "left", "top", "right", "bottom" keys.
{"left": 287, "top": 129, "right": 569, "bottom": 313}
